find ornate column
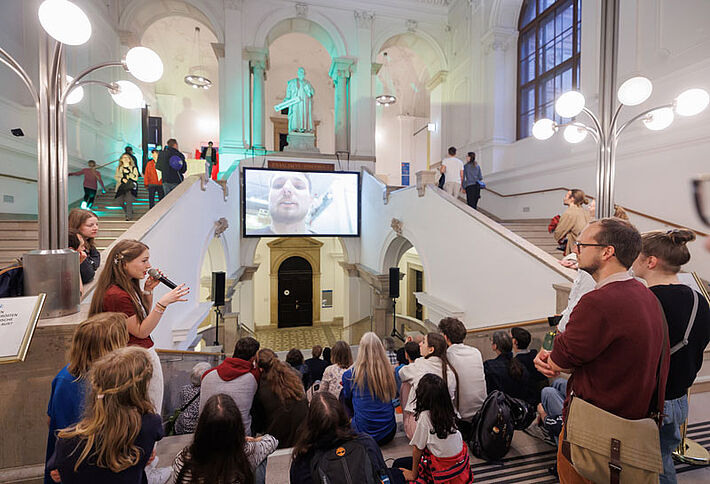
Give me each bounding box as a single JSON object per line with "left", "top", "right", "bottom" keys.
{"left": 245, "top": 47, "right": 269, "bottom": 150}
{"left": 329, "top": 57, "right": 355, "bottom": 153}
{"left": 352, "top": 10, "right": 375, "bottom": 157}
{"left": 219, "top": 1, "right": 248, "bottom": 158}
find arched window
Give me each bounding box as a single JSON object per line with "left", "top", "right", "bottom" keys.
{"left": 517, "top": 0, "right": 581, "bottom": 139}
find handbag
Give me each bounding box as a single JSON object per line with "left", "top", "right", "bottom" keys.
{"left": 164, "top": 390, "right": 200, "bottom": 436}
{"left": 561, "top": 302, "right": 669, "bottom": 484}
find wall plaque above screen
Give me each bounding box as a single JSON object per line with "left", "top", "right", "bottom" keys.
{"left": 243, "top": 168, "right": 360, "bottom": 237}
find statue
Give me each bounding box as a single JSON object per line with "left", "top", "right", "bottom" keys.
{"left": 274, "top": 67, "right": 314, "bottom": 133}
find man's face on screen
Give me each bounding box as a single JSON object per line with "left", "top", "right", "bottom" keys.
{"left": 269, "top": 173, "right": 312, "bottom": 225}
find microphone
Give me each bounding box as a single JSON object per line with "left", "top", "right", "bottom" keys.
{"left": 148, "top": 268, "right": 177, "bottom": 289}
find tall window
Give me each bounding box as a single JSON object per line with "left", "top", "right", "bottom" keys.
{"left": 517, "top": 0, "right": 581, "bottom": 139}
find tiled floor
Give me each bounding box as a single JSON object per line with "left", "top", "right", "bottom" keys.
{"left": 254, "top": 323, "right": 343, "bottom": 352}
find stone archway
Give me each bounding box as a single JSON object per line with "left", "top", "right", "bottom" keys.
{"left": 268, "top": 237, "right": 323, "bottom": 325}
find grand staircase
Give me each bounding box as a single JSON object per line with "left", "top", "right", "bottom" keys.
{"left": 0, "top": 180, "right": 151, "bottom": 267}
{"left": 498, "top": 219, "right": 563, "bottom": 259}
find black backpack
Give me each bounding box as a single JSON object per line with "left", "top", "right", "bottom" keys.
{"left": 310, "top": 438, "right": 381, "bottom": 484}
{"left": 469, "top": 390, "right": 515, "bottom": 461}
{"left": 0, "top": 263, "right": 24, "bottom": 298}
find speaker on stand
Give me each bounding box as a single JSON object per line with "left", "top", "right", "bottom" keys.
{"left": 212, "top": 272, "right": 226, "bottom": 346}
{"left": 389, "top": 267, "right": 405, "bottom": 341}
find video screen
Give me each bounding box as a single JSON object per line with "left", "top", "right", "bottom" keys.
{"left": 243, "top": 168, "right": 360, "bottom": 237}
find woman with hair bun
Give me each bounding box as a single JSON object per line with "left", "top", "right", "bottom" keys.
{"left": 632, "top": 229, "right": 710, "bottom": 484}
{"left": 553, "top": 189, "right": 591, "bottom": 255}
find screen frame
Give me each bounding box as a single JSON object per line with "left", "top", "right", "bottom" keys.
{"left": 241, "top": 166, "right": 361, "bottom": 238}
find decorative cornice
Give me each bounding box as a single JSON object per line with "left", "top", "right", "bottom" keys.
{"left": 243, "top": 46, "right": 269, "bottom": 70}
{"left": 481, "top": 28, "right": 517, "bottom": 54}
{"left": 354, "top": 10, "right": 374, "bottom": 29}
{"left": 371, "top": 62, "right": 382, "bottom": 75}
{"left": 329, "top": 57, "right": 356, "bottom": 80}
{"left": 295, "top": 2, "right": 309, "bottom": 18}
{"left": 211, "top": 43, "right": 225, "bottom": 59}
{"left": 224, "top": 0, "right": 243, "bottom": 11}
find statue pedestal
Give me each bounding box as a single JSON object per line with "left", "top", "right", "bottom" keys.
{"left": 284, "top": 132, "right": 320, "bottom": 153}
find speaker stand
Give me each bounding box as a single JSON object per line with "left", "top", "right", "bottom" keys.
{"left": 390, "top": 298, "right": 405, "bottom": 342}
{"left": 213, "top": 306, "right": 223, "bottom": 346}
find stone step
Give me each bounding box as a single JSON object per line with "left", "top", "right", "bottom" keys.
{"left": 0, "top": 230, "right": 38, "bottom": 240}
{"left": 0, "top": 221, "right": 39, "bottom": 230}
{"left": 0, "top": 239, "right": 39, "bottom": 249}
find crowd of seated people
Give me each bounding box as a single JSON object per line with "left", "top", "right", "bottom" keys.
{"left": 44, "top": 217, "right": 710, "bottom": 484}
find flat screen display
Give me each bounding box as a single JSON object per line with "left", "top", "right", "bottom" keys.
{"left": 243, "top": 168, "right": 360, "bottom": 237}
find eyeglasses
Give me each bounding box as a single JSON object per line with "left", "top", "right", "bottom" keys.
{"left": 574, "top": 241, "right": 611, "bottom": 252}
{"left": 692, "top": 174, "right": 710, "bottom": 227}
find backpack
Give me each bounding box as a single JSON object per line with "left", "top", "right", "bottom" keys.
{"left": 310, "top": 438, "right": 382, "bottom": 484}
{"left": 469, "top": 390, "right": 515, "bottom": 461}
{"left": 0, "top": 263, "right": 24, "bottom": 298}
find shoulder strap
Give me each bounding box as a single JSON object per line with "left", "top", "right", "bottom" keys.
{"left": 670, "top": 290, "right": 699, "bottom": 355}
{"left": 649, "top": 299, "right": 669, "bottom": 424}
{"left": 179, "top": 390, "right": 200, "bottom": 412}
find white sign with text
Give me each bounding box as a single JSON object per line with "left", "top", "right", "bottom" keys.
{"left": 0, "top": 295, "right": 45, "bottom": 363}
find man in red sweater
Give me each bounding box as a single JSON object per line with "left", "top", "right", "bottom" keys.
{"left": 535, "top": 218, "right": 669, "bottom": 484}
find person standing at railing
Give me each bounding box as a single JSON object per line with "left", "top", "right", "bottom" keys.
{"left": 89, "top": 239, "right": 190, "bottom": 413}
{"left": 144, "top": 149, "right": 164, "bottom": 209}
{"left": 631, "top": 229, "right": 710, "bottom": 484}
{"left": 439, "top": 146, "right": 464, "bottom": 198}
{"left": 69, "top": 160, "right": 105, "bottom": 209}
{"left": 114, "top": 154, "right": 139, "bottom": 221}
{"left": 157, "top": 138, "right": 187, "bottom": 195}
{"left": 462, "top": 152, "right": 484, "bottom": 209}
{"left": 552, "top": 189, "right": 591, "bottom": 256}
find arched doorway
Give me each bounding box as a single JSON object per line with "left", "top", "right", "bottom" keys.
{"left": 278, "top": 256, "right": 313, "bottom": 327}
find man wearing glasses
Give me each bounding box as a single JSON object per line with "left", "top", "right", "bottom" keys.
{"left": 535, "top": 218, "right": 670, "bottom": 484}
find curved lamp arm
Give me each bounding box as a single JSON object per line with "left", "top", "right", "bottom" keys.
{"left": 0, "top": 46, "right": 40, "bottom": 106}
{"left": 61, "top": 60, "right": 124, "bottom": 104}
{"left": 555, "top": 120, "right": 600, "bottom": 144}
{"left": 614, "top": 103, "right": 674, "bottom": 139}
{"left": 581, "top": 107, "right": 604, "bottom": 144}
{"left": 62, "top": 80, "right": 120, "bottom": 107}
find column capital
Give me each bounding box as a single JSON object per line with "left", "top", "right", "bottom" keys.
{"left": 354, "top": 10, "right": 375, "bottom": 29}
{"left": 481, "top": 28, "right": 517, "bottom": 54}
{"left": 329, "top": 57, "right": 356, "bottom": 80}
{"left": 426, "top": 70, "right": 449, "bottom": 90}
{"left": 243, "top": 46, "right": 269, "bottom": 69}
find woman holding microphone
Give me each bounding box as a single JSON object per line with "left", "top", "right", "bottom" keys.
{"left": 89, "top": 239, "right": 189, "bottom": 412}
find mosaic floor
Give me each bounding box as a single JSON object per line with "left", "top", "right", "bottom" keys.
{"left": 254, "top": 323, "right": 344, "bottom": 352}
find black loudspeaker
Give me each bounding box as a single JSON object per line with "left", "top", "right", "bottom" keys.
{"left": 212, "top": 271, "right": 226, "bottom": 307}
{"left": 389, "top": 267, "right": 400, "bottom": 299}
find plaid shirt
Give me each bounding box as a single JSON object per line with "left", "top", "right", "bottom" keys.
{"left": 387, "top": 350, "right": 398, "bottom": 366}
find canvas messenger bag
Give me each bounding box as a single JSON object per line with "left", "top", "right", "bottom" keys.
{"left": 561, "top": 303, "right": 669, "bottom": 484}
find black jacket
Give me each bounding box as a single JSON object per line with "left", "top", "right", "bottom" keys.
{"left": 305, "top": 357, "right": 329, "bottom": 383}
{"left": 157, "top": 146, "right": 186, "bottom": 184}
{"left": 484, "top": 352, "right": 531, "bottom": 402}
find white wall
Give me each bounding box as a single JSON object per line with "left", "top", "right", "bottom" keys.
{"left": 440, "top": 0, "right": 710, "bottom": 254}
{"left": 359, "top": 172, "right": 573, "bottom": 328}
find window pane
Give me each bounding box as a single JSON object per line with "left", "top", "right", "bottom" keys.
{"left": 539, "top": 0, "right": 556, "bottom": 14}
{"left": 520, "top": 30, "right": 536, "bottom": 58}
{"left": 520, "top": 55, "right": 535, "bottom": 84}
{"left": 540, "top": 15, "right": 556, "bottom": 46}
{"left": 521, "top": 86, "right": 535, "bottom": 113}
{"left": 561, "top": 66, "right": 572, "bottom": 92}
{"left": 558, "top": 2, "right": 574, "bottom": 32}
{"left": 520, "top": 111, "right": 534, "bottom": 138}
{"left": 520, "top": 0, "right": 537, "bottom": 28}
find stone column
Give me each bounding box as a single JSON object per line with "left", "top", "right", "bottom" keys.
{"left": 219, "top": 3, "right": 248, "bottom": 159}
{"left": 426, "top": 71, "right": 447, "bottom": 168}
{"left": 352, "top": 10, "right": 375, "bottom": 157}
{"left": 245, "top": 48, "right": 269, "bottom": 150}
{"left": 329, "top": 57, "right": 355, "bottom": 153}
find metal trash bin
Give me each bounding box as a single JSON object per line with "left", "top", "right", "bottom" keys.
{"left": 23, "top": 249, "right": 80, "bottom": 318}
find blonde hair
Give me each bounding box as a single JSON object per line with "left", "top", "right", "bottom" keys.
{"left": 67, "top": 313, "right": 129, "bottom": 377}
{"left": 68, "top": 208, "right": 99, "bottom": 250}
{"left": 89, "top": 240, "right": 150, "bottom": 323}
{"left": 352, "top": 332, "right": 396, "bottom": 402}
{"left": 58, "top": 346, "right": 154, "bottom": 472}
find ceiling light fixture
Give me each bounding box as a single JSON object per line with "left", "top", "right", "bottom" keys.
{"left": 376, "top": 52, "right": 396, "bottom": 106}
{"left": 184, "top": 27, "right": 212, "bottom": 89}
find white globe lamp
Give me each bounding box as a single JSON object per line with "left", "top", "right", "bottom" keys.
{"left": 110, "top": 80, "right": 144, "bottom": 109}
{"left": 64, "top": 75, "right": 84, "bottom": 105}
{"left": 675, "top": 88, "right": 710, "bottom": 117}
{"left": 125, "top": 47, "right": 164, "bottom": 83}
{"left": 38, "top": 0, "right": 91, "bottom": 46}
{"left": 643, "top": 107, "right": 674, "bottom": 131}
{"left": 563, "top": 124, "right": 588, "bottom": 144}
{"left": 617, "top": 76, "right": 653, "bottom": 106}
{"left": 532, "top": 118, "right": 557, "bottom": 140}
{"left": 555, "top": 91, "right": 585, "bottom": 118}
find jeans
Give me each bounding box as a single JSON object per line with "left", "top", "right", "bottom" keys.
{"left": 254, "top": 458, "right": 267, "bottom": 484}
{"left": 147, "top": 185, "right": 164, "bottom": 208}
{"left": 163, "top": 182, "right": 179, "bottom": 195}
{"left": 83, "top": 187, "right": 97, "bottom": 207}
{"left": 116, "top": 192, "right": 135, "bottom": 220}
{"left": 541, "top": 378, "right": 567, "bottom": 418}
{"left": 659, "top": 394, "right": 688, "bottom": 484}
{"left": 465, "top": 184, "right": 481, "bottom": 209}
